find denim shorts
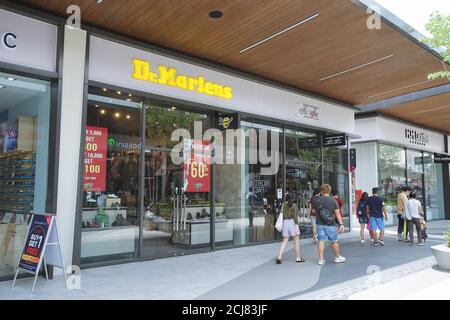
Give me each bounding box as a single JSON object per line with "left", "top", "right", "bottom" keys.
{"left": 370, "top": 217, "right": 385, "bottom": 231}
{"left": 310, "top": 216, "right": 316, "bottom": 226}
{"left": 316, "top": 224, "right": 338, "bottom": 243}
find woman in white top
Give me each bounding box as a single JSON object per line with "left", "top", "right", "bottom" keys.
{"left": 404, "top": 193, "right": 424, "bottom": 246}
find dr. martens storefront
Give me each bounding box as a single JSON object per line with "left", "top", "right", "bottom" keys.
{"left": 76, "top": 34, "right": 357, "bottom": 267}
{"left": 0, "top": 6, "right": 357, "bottom": 275}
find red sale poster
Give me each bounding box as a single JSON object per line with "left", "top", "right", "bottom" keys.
{"left": 84, "top": 126, "right": 108, "bottom": 192}
{"left": 183, "top": 140, "right": 211, "bottom": 193}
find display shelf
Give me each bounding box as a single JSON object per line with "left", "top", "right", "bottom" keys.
{"left": 0, "top": 151, "right": 35, "bottom": 215}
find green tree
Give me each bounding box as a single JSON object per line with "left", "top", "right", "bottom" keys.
{"left": 420, "top": 12, "right": 450, "bottom": 80}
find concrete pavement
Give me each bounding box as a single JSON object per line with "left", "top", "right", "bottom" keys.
{"left": 0, "top": 220, "right": 448, "bottom": 300}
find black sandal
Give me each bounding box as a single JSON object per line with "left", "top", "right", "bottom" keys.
{"left": 296, "top": 258, "right": 306, "bottom": 263}
{"left": 275, "top": 258, "right": 282, "bottom": 264}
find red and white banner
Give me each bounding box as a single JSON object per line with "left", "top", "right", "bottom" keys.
{"left": 183, "top": 140, "right": 211, "bottom": 193}
{"left": 84, "top": 126, "right": 108, "bottom": 192}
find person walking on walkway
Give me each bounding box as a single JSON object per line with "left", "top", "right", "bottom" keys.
{"left": 308, "top": 189, "right": 321, "bottom": 242}
{"left": 404, "top": 193, "right": 424, "bottom": 246}
{"left": 276, "top": 195, "right": 305, "bottom": 264}
{"left": 356, "top": 192, "right": 369, "bottom": 243}
{"left": 397, "top": 187, "right": 409, "bottom": 241}
{"left": 367, "top": 187, "right": 388, "bottom": 246}
{"left": 313, "top": 184, "right": 346, "bottom": 266}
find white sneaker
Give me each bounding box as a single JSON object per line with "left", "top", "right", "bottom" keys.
{"left": 318, "top": 259, "right": 326, "bottom": 266}
{"left": 334, "top": 256, "right": 346, "bottom": 263}
{"left": 361, "top": 239, "right": 366, "bottom": 244}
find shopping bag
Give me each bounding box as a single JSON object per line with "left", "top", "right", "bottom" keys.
{"left": 275, "top": 213, "right": 283, "bottom": 232}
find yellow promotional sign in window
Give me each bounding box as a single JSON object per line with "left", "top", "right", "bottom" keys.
{"left": 132, "top": 58, "right": 233, "bottom": 100}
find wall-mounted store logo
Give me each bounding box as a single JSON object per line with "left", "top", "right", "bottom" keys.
{"left": 2, "top": 32, "right": 17, "bottom": 50}
{"left": 107, "top": 138, "right": 116, "bottom": 147}
{"left": 296, "top": 102, "right": 319, "bottom": 120}
{"left": 405, "top": 129, "right": 429, "bottom": 147}
{"left": 107, "top": 135, "right": 141, "bottom": 150}
{"left": 132, "top": 58, "right": 233, "bottom": 100}
{"left": 323, "top": 134, "right": 346, "bottom": 147}
{"left": 218, "top": 113, "right": 238, "bottom": 130}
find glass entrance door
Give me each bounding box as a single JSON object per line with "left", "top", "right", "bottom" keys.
{"left": 141, "top": 105, "right": 212, "bottom": 258}
{"left": 285, "top": 162, "right": 321, "bottom": 238}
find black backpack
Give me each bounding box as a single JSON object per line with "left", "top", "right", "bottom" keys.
{"left": 318, "top": 200, "right": 335, "bottom": 225}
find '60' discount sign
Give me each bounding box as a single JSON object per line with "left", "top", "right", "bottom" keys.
{"left": 84, "top": 126, "right": 108, "bottom": 192}
{"left": 183, "top": 140, "right": 211, "bottom": 193}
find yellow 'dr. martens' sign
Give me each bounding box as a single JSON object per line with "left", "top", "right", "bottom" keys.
{"left": 132, "top": 58, "right": 233, "bottom": 100}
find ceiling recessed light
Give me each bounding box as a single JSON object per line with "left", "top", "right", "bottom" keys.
{"left": 128, "top": 93, "right": 132, "bottom": 97}
{"left": 100, "top": 109, "right": 106, "bottom": 114}
{"left": 117, "top": 91, "right": 122, "bottom": 95}
{"left": 95, "top": 105, "right": 99, "bottom": 108}
{"left": 115, "top": 112, "right": 121, "bottom": 118}
{"left": 209, "top": 10, "right": 223, "bottom": 19}
{"left": 102, "top": 88, "right": 107, "bottom": 92}
{"left": 126, "top": 115, "right": 131, "bottom": 119}
{"left": 7, "top": 77, "right": 15, "bottom": 81}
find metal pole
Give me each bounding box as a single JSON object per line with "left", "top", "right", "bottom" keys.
{"left": 30, "top": 272, "right": 39, "bottom": 296}
{"left": 11, "top": 269, "right": 19, "bottom": 289}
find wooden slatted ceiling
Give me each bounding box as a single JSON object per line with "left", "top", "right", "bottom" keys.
{"left": 22, "top": 0, "right": 449, "bottom": 107}
{"left": 380, "top": 93, "right": 450, "bottom": 134}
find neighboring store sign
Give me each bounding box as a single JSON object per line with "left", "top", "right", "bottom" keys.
{"left": 13, "top": 214, "right": 66, "bottom": 295}
{"left": 354, "top": 117, "right": 445, "bottom": 153}
{"left": 218, "top": 113, "right": 238, "bottom": 130}
{"left": 434, "top": 153, "right": 450, "bottom": 164}
{"left": 84, "top": 126, "right": 108, "bottom": 192}
{"left": 89, "top": 37, "right": 356, "bottom": 136}
{"left": 323, "top": 134, "right": 347, "bottom": 147}
{"left": 405, "top": 128, "right": 429, "bottom": 147}
{"left": 183, "top": 140, "right": 211, "bottom": 193}
{"left": 349, "top": 148, "right": 357, "bottom": 172}
{"left": 132, "top": 58, "right": 233, "bottom": 100}
{"left": 0, "top": 9, "right": 57, "bottom": 72}
{"left": 2, "top": 32, "right": 17, "bottom": 49}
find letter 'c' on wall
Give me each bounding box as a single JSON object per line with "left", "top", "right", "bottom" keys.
{"left": 2, "top": 32, "right": 17, "bottom": 49}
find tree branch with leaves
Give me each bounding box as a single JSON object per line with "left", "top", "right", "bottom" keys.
{"left": 420, "top": 12, "right": 450, "bottom": 81}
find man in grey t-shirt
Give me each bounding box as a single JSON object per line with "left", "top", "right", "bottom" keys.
{"left": 313, "top": 184, "right": 346, "bottom": 266}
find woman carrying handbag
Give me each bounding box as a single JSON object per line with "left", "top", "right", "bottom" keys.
{"left": 275, "top": 195, "right": 306, "bottom": 264}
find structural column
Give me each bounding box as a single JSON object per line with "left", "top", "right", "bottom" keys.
{"left": 56, "top": 25, "right": 87, "bottom": 271}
